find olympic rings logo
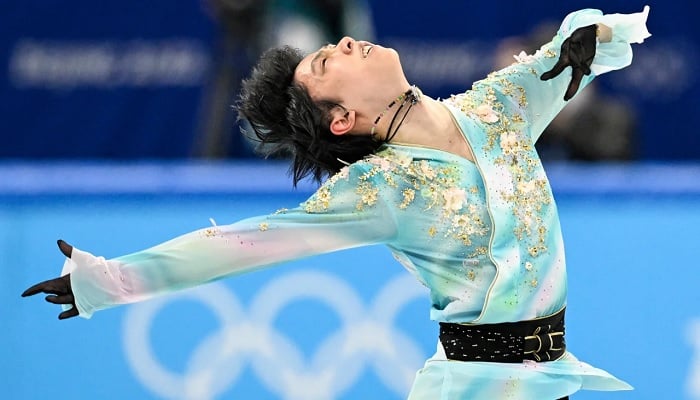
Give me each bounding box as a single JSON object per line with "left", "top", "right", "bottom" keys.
{"left": 122, "top": 271, "right": 430, "bottom": 399}
{"left": 688, "top": 319, "right": 700, "bottom": 399}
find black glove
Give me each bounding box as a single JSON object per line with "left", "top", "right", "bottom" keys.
{"left": 541, "top": 24, "right": 598, "bottom": 101}
{"left": 21, "top": 240, "right": 79, "bottom": 320}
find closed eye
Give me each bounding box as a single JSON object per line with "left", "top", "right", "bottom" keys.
{"left": 312, "top": 44, "right": 333, "bottom": 75}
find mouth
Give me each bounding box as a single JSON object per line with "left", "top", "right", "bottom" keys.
{"left": 361, "top": 43, "right": 374, "bottom": 58}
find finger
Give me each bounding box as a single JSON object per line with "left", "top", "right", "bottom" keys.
{"left": 57, "top": 239, "right": 73, "bottom": 258}
{"left": 568, "top": 58, "right": 591, "bottom": 76}
{"left": 45, "top": 293, "right": 75, "bottom": 305}
{"left": 21, "top": 279, "right": 66, "bottom": 297}
{"left": 540, "top": 59, "right": 569, "bottom": 81}
{"left": 541, "top": 40, "right": 571, "bottom": 81}
{"left": 580, "top": 62, "right": 592, "bottom": 76}
{"left": 564, "top": 68, "right": 585, "bottom": 101}
{"left": 568, "top": 53, "right": 592, "bottom": 76}
{"left": 58, "top": 307, "right": 79, "bottom": 320}
{"left": 22, "top": 282, "right": 46, "bottom": 297}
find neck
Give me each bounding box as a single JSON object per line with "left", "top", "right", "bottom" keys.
{"left": 368, "top": 87, "right": 471, "bottom": 160}
{"left": 383, "top": 96, "right": 475, "bottom": 161}
{"left": 377, "top": 96, "right": 452, "bottom": 144}
{"left": 371, "top": 86, "right": 422, "bottom": 142}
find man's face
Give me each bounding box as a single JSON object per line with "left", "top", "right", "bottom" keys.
{"left": 293, "top": 37, "right": 408, "bottom": 116}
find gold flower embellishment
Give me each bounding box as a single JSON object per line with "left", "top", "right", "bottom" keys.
{"left": 517, "top": 179, "right": 537, "bottom": 195}
{"left": 514, "top": 50, "right": 537, "bottom": 64}
{"left": 368, "top": 155, "right": 393, "bottom": 172}
{"left": 393, "top": 151, "right": 413, "bottom": 168}
{"left": 475, "top": 103, "right": 499, "bottom": 123}
{"left": 442, "top": 187, "right": 467, "bottom": 212}
{"left": 337, "top": 166, "right": 350, "bottom": 180}
{"left": 499, "top": 131, "right": 519, "bottom": 155}
{"left": 418, "top": 160, "right": 437, "bottom": 180}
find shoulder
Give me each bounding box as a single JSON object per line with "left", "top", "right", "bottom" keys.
{"left": 301, "top": 146, "right": 422, "bottom": 214}
{"left": 324, "top": 146, "right": 416, "bottom": 184}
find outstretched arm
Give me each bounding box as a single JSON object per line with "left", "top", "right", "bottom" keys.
{"left": 451, "top": 6, "right": 650, "bottom": 143}
{"left": 22, "top": 164, "right": 398, "bottom": 319}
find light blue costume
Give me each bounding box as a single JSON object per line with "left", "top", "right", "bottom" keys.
{"left": 62, "top": 6, "right": 650, "bottom": 399}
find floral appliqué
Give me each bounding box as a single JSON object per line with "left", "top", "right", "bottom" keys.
{"left": 444, "top": 58, "right": 557, "bottom": 290}
{"left": 514, "top": 50, "right": 537, "bottom": 64}
{"left": 369, "top": 148, "right": 488, "bottom": 246}
{"left": 442, "top": 187, "right": 466, "bottom": 212}
{"left": 303, "top": 146, "right": 489, "bottom": 248}
{"left": 474, "top": 103, "right": 499, "bottom": 123}
{"left": 303, "top": 166, "right": 349, "bottom": 213}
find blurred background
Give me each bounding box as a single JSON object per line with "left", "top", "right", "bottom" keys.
{"left": 2, "top": 0, "right": 699, "bottom": 399}
{"left": 1, "top": 0, "right": 698, "bottom": 161}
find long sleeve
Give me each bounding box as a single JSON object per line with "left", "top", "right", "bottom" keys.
{"left": 63, "top": 163, "right": 398, "bottom": 318}
{"left": 462, "top": 6, "right": 650, "bottom": 143}
{"left": 439, "top": 7, "right": 650, "bottom": 323}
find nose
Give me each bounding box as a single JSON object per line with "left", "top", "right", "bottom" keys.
{"left": 337, "top": 36, "right": 354, "bottom": 54}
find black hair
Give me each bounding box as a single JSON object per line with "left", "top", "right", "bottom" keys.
{"left": 236, "top": 46, "right": 382, "bottom": 186}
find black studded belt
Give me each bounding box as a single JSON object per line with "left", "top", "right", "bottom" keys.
{"left": 439, "top": 307, "right": 566, "bottom": 363}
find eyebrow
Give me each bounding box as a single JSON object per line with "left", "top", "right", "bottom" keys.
{"left": 310, "top": 51, "right": 322, "bottom": 75}
{"left": 310, "top": 45, "right": 332, "bottom": 75}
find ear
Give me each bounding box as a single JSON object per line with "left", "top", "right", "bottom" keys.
{"left": 329, "top": 108, "right": 356, "bottom": 136}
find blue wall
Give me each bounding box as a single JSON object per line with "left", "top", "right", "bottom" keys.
{"left": 1, "top": 1, "right": 698, "bottom": 160}
{"left": 3, "top": 162, "right": 700, "bottom": 399}
{"left": 368, "top": 0, "right": 699, "bottom": 160}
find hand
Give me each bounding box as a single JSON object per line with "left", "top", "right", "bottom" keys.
{"left": 540, "top": 24, "right": 598, "bottom": 101}
{"left": 21, "top": 240, "right": 79, "bottom": 320}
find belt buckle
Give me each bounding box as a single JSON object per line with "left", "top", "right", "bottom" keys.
{"left": 523, "top": 324, "right": 565, "bottom": 362}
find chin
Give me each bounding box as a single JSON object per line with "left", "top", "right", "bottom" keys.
{"left": 386, "top": 46, "right": 400, "bottom": 58}
{"left": 390, "top": 51, "right": 406, "bottom": 77}
{"left": 379, "top": 47, "right": 401, "bottom": 66}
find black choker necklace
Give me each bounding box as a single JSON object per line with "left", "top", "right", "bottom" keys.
{"left": 371, "top": 85, "right": 422, "bottom": 143}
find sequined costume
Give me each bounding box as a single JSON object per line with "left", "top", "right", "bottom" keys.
{"left": 61, "top": 7, "right": 650, "bottom": 399}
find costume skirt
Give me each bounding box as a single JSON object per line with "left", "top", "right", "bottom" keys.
{"left": 406, "top": 342, "right": 632, "bottom": 399}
